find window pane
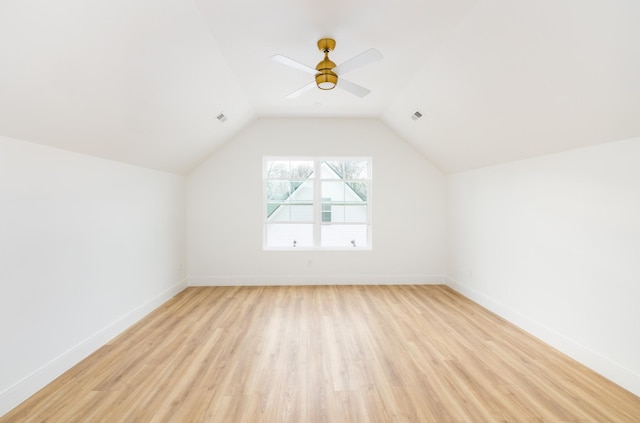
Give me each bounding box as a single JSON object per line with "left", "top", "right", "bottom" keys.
{"left": 321, "top": 161, "right": 341, "bottom": 179}
{"left": 267, "top": 204, "right": 288, "bottom": 221}
{"left": 322, "top": 198, "right": 332, "bottom": 222}
{"left": 289, "top": 181, "right": 313, "bottom": 201}
{"left": 265, "top": 161, "right": 290, "bottom": 179}
{"left": 266, "top": 160, "right": 313, "bottom": 179}
{"left": 290, "top": 161, "right": 314, "bottom": 179}
{"left": 266, "top": 181, "right": 290, "bottom": 201}
{"left": 322, "top": 181, "right": 346, "bottom": 201}
{"left": 347, "top": 181, "right": 367, "bottom": 201}
{"left": 322, "top": 181, "right": 368, "bottom": 203}
{"left": 321, "top": 160, "right": 368, "bottom": 180}
{"left": 329, "top": 205, "right": 345, "bottom": 223}
{"left": 289, "top": 205, "right": 313, "bottom": 222}
{"left": 321, "top": 225, "right": 368, "bottom": 247}
{"left": 343, "top": 160, "right": 369, "bottom": 180}
{"left": 268, "top": 204, "right": 313, "bottom": 222}
{"left": 266, "top": 202, "right": 283, "bottom": 219}
{"left": 345, "top": 205, "right": 367, "bottom": 223}
{"left": 266, "top": 224, "right": 313, "bottom": 247}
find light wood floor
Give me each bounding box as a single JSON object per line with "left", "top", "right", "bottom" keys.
{"left": 3, "top": 285, "right": 640, "bottom": 422}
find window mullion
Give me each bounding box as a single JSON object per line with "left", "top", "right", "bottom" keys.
{"left": 313, "top": 159, "right": 322, "bottom": 247}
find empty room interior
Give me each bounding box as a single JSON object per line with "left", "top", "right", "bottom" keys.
{"left": 1, "top": 0, "right": 639, "bottom": 421}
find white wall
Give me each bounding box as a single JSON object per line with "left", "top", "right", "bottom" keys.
{"left": 188, "top": 118, "right": 446, "bottom": 285}
{"left": 0, "top": 135, "right": 187, "bottom": 415}
{"left": 447, "top": 137, "right": 640, "bottom": 396}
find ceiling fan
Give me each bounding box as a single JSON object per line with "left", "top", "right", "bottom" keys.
{"left": 271, "top": 38, "right": 383, "bottom": 99}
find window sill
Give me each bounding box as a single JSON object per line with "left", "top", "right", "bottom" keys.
{"left": 263, "top": 246, "right": 372, "bottom": 252}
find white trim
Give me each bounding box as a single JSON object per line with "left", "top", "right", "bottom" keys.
{"left": 0, "top": 279, "right": 188, "bottom": 418}
{"left": 188, "top": 274, "right": 444, "bottom": 286}
{"left": 263, "top": 244, "right": 372, "bottom": 252}
{"left": 445, "top": 276, "right": 640, "bottom": 397}
{"left": 313, "top": 158, "right": 322, "bottom": 247}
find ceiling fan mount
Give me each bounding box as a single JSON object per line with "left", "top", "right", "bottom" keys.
{"left": 271, "top": 38, "right": 383, "bottom": 98}
{"left": 317, "top": 38, "right": 336, "bottom": 53}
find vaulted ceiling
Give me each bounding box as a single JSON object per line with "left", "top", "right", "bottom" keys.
{"left": 1, "top": 0, "right": 639, "bottom": 174}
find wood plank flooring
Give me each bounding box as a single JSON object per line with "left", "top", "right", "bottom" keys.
{"left": 3, "top": 285, "right": 640, "bottom": 422}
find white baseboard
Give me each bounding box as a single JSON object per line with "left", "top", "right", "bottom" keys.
{"left": 445, "top": 277, "right": 640, "bottom": 397}
{"left": 189, "top": 274, "right": 444, "bottom": 286}
{"left": 0, "top": 279, "right": 188, "bottom": 418}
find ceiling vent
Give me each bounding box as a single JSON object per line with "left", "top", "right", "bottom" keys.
{"left": 216, "top": 112, "right": 227, "bottom": 123}
{"left": 411, "top": 109, "right": 423, "bottom": 121}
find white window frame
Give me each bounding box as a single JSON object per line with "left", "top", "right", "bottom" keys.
{"left": 263, "top": 156, "right": 372, "bottom": 251}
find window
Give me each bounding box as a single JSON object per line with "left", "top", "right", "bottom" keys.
{"left": 264, "top": 157, "right": 371, "bottom": 250}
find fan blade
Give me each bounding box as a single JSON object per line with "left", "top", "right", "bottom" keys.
{"left": 286, "top": 82, "right": 317, "bottom": 99}
{"left": 336, "top": 78, "right": 371, "bottom": 98}
{"left": 334, "top": 48, "right": 383, "bottom": 75}
{"left": 271, "top": 54, "right": 317, "bottom": 75}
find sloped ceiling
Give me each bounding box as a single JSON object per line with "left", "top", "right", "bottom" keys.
{"left": 1, "top": 0, "right": 639, "bottom": 174}
{"left": 0, "top": 0, "right": 254, "bottom": 173}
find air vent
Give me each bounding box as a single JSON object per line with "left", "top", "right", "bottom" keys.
{"left": 411, "top": 109, "right": 423, "bottom": 121}
{"left": 216, "top": 112, "right": 227, "bottom": 123}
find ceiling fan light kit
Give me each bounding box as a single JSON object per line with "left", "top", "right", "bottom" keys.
{"left": 316, "top": 72, "right": 338, "bottom": 90}
{"left": 271, "top": 38, "right": 382, "bottom": 98}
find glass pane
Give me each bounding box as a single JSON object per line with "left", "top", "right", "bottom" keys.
{"left": 343, "top": 160, "right": 368, "bottom": 179}
{"left": 266, "top": 224, "right": 313, "bottom": 248}
{"left": 266, "top": 181, "right": 290, "bottom": 201}
{"left": 265, "top": 160, "right": 290, "bottom": 179}
{"left": 347, "top": 181, "right": 367, "bottom": 201}
{"left": 329, "top": 205, "right": 345, "bottom": 223}
{"left": 289, "top": 181, "right": 313, "bottom": 201}
{"left": 321, "top": 160, "right": 368, "bottom": 180}
{"left": 266, "top": 202, "right": 284, "bottom": 219}
{"left": 321, "top": 197, "right": 331, "bottom": 222}
{"left": 321, "top": 225, "right": 368, "bottom": 247}
{"left": 322, "top": 181, "right": 367, "bottom": 203}
{"left": 321, "top": 161, "right": 341, "bottom": 179}
{"left": 267, "top": 204, "right": 289, "bottom": 221}
{"left": 266, "top": 160, "right": 313, "bottom": 179}
{"left": 290, "top": 161, "right": 314, "bottom": 179}
{"left": 345, "top": 204, "right": 367, "bottom": 223}
{"left": 289, "top": 205, "right": 313, "bottom": 222}
{"left": 321, "top": 181, "right": 346, "bottom": 201}
{"left": 268, "top": 204, "right": 313, "bottom": 222}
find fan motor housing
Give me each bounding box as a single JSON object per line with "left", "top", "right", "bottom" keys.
{"left": 315, "top": 54, "right": 336, "bottom": 72}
